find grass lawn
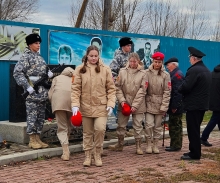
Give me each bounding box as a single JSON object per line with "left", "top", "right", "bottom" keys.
{"left": 182, "top": 110, "right": 212, "bottom": 128}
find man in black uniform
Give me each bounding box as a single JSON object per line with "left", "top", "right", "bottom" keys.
{"left": 178, "top": 47, "right": 211, "bottom": 160}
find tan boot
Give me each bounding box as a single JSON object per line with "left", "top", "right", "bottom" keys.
{"left": 35, "top": 134, "right": 49, "bottom": 148}
{"left": 28, "top": 134, "right": 42, "bottom": 149}
{"left": 83, "top": 150, "right": 92, "bottom": 167}
{"left": 94, "top": 147, "right": 102, "bottom": 167}
{"left": 152, "top": 139, "right": 159, "bottom": 154}
{"left": 135, "top": 138, "right": 143, "bottom": 155}
{"left": 146, "top": 139, "right": 152, "bottom": 154}
{"left": 108, "top": 135, "right": 124, "bottom": 151}
{"left": 61, "top": 144, "right": 70, "bottom": 161}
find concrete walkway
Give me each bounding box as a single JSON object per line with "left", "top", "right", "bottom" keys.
{"left": 0, "top": 130, "right": 219, "bottom": 183}
{"left": 0, "top": 125, "right": 215, "bottom": 166}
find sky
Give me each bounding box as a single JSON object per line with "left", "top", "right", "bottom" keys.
{"left": 32, "top": 0, "right": 220, "bottom": 28}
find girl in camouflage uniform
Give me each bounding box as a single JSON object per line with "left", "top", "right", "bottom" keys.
{"left": 13, "top": 34, "right": 53, "bottom": 149}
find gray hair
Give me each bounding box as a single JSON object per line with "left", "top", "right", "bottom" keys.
{"left": 171, "top": 62, "right": 179, "bottom": 67}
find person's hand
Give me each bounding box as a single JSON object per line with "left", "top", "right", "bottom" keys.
{"left": 48, "top": 70, "right": 53, "bottom": 78}
{"left": 72, "top": 107, "right": 79, "bottom": 116}
{"left": 172, "top": 109, "right": 177, "bottom": 113}
{"left": 27, "top": 86, "right": 35, "bottom": 94}
{"left": 106, "top": 107, "right": 113, "bottom": 116}
{"left": 131, "top": 107, "right": 137, "bottom": 113}
{"left": 121, "top": 102, "right": 125, "bottom": 107}
{"left": 160, "top": 110, "right": 166, "bottom": 116}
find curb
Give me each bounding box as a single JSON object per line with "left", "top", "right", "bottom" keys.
{"left": 0, "top": 125, "right": 216, "bottom": 166}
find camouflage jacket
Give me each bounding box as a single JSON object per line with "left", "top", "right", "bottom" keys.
{"left": 109, "top": 49, "right": 130, "bottom": 79}
{"left": 13, "top": 48, "right": 48, "bottom": 102}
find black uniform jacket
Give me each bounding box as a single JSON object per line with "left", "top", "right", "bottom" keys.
{"left": 167, "top": 67, "right": 184, "bottom": 115}
{"left": 209, "top": 65, "right": 220, "bottom": 112}
{"left": 178, "top": 61, "right": 211, "bottom": 111}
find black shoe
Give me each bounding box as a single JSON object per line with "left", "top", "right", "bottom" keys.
{"left": 201, "top": 139, "right": 212, "bottom": 147}
{"left": 180, "top": 155, "right": 200, "bottom": 160}
{"left": 165, "top": 146, "right": 170, "bottom": 148}
{"left": 183, "top": 152, "right": 190, "bottom": 156}
{"left": 165, "top": 147, "right": 181, "bottom": 152}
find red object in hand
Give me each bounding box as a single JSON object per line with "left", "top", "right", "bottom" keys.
{"left": 70, "top": 111, "right": 82, "bottom": 127}
{"left": 164, "top": 123, "right": 169, "bottom": 130}
{"left": 122, "top": 103, "right": 131, "bottom": 116}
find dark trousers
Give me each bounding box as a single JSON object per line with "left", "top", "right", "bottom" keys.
{"left": 186, "top": 110, "right": 205, "bottom": 159}
{"left": 168, "top": 114, "right": 183, "bottom": 148}
{"left": 201, "top": 111, "right": 220, "bottom": 141}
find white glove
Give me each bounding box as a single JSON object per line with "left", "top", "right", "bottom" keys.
{"left": 48, "top": 70, "right": 53, "bottom": 78}
{"left": 106, "top": 107, "right": 113, "bottom": 116}
{"left": 72, "top": 107, "right": 79, "bottom": 116}
{"left": 27, "top": 86, "right": 35, "bottom": 94}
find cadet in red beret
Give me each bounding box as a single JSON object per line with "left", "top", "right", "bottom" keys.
{"left": 109, "top": 53, "right": 147, "bottom": 155}
{"left": 144, "top": 51, "right": 171, "bottom": 154}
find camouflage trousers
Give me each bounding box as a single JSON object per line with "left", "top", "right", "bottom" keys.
{"left": 168, "top": 114, "right": 183, "bottom": 149}
{"left": 26, "top": 100, "right": 46, "bottom": 135}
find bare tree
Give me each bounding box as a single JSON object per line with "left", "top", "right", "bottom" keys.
{"left": 185, "top": 0, "right": 210, "bottom": 40}
{"left": 210, "top": 20, "right": 220, "bottom": 41}
{"left": 69, "top": 0, "right": 146, "bottom": 33}
{"left": 69, "top": 0, "right": 210, "bottom": 40}
{"left": 0, "top": 0, "right": 39, "bottom": 22}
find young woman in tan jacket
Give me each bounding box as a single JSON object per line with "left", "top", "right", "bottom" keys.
{"left": 71, "top": 46, "right": 116, "bottom": 167}
{"left": 145, "top": 52, "right": 171, "bottom": 154}
{"left": 109, "top": 53, "right": 147, "bottom": 155}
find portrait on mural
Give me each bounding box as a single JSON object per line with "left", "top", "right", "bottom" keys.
{"left": 49, "top": 31, "right": 160, "bottom": 67}
{"left": 0, "top": 25, "right": 40, "bottom": 60}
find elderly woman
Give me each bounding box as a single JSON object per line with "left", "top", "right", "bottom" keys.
{"left": 109, "top": 53, "right": 147, "bottom": 155}
{"left": 145, "top": 52, "right": 171, "bottom": 154}
{"left": 48, "top": 67, "right": 75, "bottom": 161}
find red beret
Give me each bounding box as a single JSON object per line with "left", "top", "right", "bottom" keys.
{"left": 70, "top": 111, "right": 82, "bottom": 127}
{"left": 122, "top": 103, "right": 131, "bottom": 116}
{"left": 152, "top": 52, "right": 165, "bottom": 60}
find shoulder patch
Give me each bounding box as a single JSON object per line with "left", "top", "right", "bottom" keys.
{"left": 175, "top": 73, "right": 182, "bottom": 80}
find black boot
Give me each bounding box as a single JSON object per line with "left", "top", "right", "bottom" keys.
{"left": 201, "top": 139, "right": 212, "bottom": 147}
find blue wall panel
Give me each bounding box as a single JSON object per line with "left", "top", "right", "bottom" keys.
{"left": 0, "top": 20, "right": 220, "bottom": 120}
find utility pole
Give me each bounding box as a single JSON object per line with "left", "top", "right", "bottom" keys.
{"left": 102, "top": 0, "right": 111, "bottom": 30}
{"left": 75, "top": 0, "right": 89, "bottom": 28}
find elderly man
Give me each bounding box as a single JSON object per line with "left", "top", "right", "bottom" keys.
{"left": 164, "top": 57, "right": 184, "bottom": 152}
{"left": 178, "top": 47, "right": 211, "bottom": 160}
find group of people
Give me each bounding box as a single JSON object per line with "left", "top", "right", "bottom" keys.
{"left": 13, "top": 33, "right": 219, "bottom": 168}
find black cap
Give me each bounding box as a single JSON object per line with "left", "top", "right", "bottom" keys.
{"left": 119, "top": 37, "right": 133, "bottom": 47}
{"left": 25, "top": 33, "right": 41, "bottom": 46}
{"left": 164, "top": 57, "right": 178, "bottom": 65}
{"left": 188, "top": 47, "right": 206, "bottom": 58}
